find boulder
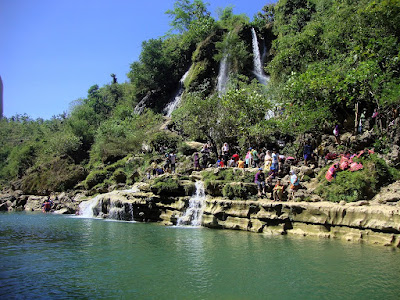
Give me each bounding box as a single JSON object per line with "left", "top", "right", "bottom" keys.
{"left": 383, "top": 145, "right": 400, "bottom": 167}
{"left": 372, "top": 181, "right": 400, "bottom": 204}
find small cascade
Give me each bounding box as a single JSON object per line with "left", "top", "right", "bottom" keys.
{"left": 78, "top": 195, "right": 102, "bottom": 218}
{"left": 217, "top": 54, "right": 229, "bottom": 96}
{"left": 164, "top": 68, "right": 191, "bottom": 117}
{"left": 78, "top": 186, "right": 139, "bottom": 220}
{"left": 251, "top": 28, "right": 269, "bottom": 85}
{"left": 176, "top": 181, "right": 206, "bottom": 226}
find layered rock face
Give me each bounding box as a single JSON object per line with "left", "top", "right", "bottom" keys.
{"left": 1, "top": 180, "right": 399, "bottom": 248}
{"left": 202, "top": 199, "right": 400, "bottom": 247}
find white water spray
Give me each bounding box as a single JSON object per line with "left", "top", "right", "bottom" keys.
{"left": 164, "top": 68, "right": 190, "bottom": 117}
{"left": 78, "top": 186, "right": 139, "bottom": 219}
{"left": 217, "top": 54, "right": 229, "bottom": 96}
{"left": 251, "top": 28, "right": 269, "bottom": 85}
{"left": 176, "top": 181, "right": 206, "bottom": 226}
{"left": 78, "top": 194, "right": 102, "bottom": 218}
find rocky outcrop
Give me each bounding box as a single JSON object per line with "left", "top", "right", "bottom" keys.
{"left": 372, "top": 181, "right": 400, "bottom": 203}
{"left": 2, "top": 179, "right": 400, "bottom": 248}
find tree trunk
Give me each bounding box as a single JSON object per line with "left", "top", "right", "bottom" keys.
{"left": 354, "top": 102, "right": 359, "bottom": 135}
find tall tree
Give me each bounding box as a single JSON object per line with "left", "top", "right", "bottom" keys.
{"left": 166, "top": 0, "right": 210, "bottom": 33}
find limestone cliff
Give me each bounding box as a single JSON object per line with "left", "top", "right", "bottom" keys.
{"left": 1, "top": 179, "right": 399, "bottom": 248}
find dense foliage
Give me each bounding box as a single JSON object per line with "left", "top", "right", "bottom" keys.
{"left": 0, "top": 0, "right": 398, "bottom": 201}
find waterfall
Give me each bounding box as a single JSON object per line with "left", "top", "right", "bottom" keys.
{"left": 176, "top": 181, "right": 206, "bottom": 226}
{"left": 251, "top": 28, "right": 269, "bottom": 85}
{"left": 78, "top": 194, "right": 102, "bottom": 218}
{"left": 217, "top": 54, "right": 229, "bottom": 96}
{"left": 78, "top": 186, "right": 139, "bottom": 220}
{"left": 164, "top": 68, "right": 190, "bottom": 117}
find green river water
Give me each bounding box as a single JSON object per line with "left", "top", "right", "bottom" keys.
{"left": 0, "top": 212, "right": 399, "bottom": 299}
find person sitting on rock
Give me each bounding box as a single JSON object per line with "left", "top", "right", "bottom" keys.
{"left": 217, "top": 156, "right": 224, "bottom": 168}
{"left": 227, "top": 157, "right": 235, "bottom": 167}
{"left": 273, "top": 178, "right": 284, "bottom": 201}
{"left": 266, "top": 165, "right": 277, "bottom": 186}
{"left": 325, "top": 163, "right": 338, "bottom": 182}
{"left": 231, "top": 153, "right": 239, "bottom": 164}
{"left": 237, "top": 157, "right": 245, "bottom": 168}
{"left": 255, "top": 168, "right": 266, "bottom": 197}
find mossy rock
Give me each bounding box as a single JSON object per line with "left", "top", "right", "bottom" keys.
{"left": 150, "top": 177, "right": 185, "bottom": 196}
{"left": 201, "top": 168, "right": 256, "bottom": 184}
{"left": 181, "top": 180, "right": 196, "bottom": 196}
{"left": 222, "top": 182, "right": 258, "bottom": 200}
{"left": 84, "top": 170, "right": 108, "bottom": 190}
{"left": 105, "top": 158, "right": 128, "bottom": 173}
{"left": 204, "top": 180, "right": 224, "bottom": 197}
{"left": 111, "top": 168, "right": 127, "bottom": 184}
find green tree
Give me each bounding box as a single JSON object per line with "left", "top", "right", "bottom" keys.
{"left": 166, "top": 0, "right": 210, "bottom": 33}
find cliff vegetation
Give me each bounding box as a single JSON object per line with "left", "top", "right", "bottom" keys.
{"left": 0, "top": 0, "right": 399, "bottom": 203}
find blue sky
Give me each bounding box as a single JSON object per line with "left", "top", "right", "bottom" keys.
{"left": 0, "top": 0, "right": 275, "bottom": 119}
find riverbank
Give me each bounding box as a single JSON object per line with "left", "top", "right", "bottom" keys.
{"left": 1, "top": 178, "right": 399, "bottom": 248}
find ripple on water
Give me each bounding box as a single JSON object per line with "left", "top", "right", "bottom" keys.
{"left": 0, "top": 213, "right": 399, "bottom": 299}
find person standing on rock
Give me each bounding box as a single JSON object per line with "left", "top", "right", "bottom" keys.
{"left": 169, "top": 152, "right": 177, "bottom": 174}
{"left": 252, "top": 148, "right": 260, "bottom": 168}
{"left": 193, "top": 152, "right": 200, "bottom": 171}
{"left": 245, "top": 148, "right": 253, "bottom": 168}
{"left": 255, "top": 168, "right": 266, "bottom": 197}
{"left": 333, "top": 125, "right": 341, "bottom": 145}
{"left": 264, "top": 150, "right": 272, "bottom": 171}
{"left": 221, "top": 143, "right": 229, "bottom": 166}
{"left": 303, "top": 140, "right": 313, "bottom": 166}
{"left": 271, "top": 149, "right": 279, "bottom": 171}
{"left": 200, "top": 144, "right": 210, "bottom": 169}
{"left": 164, "top": 153, "right": 171, "bottom": 173}
{"left": 289, "top": 170, "right": 300, "bottom": 201}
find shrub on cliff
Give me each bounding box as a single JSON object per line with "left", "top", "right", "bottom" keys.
{"left": 111, "top": 168, "right": 127, "bottom": 184}
{"left": 84, "top": 170, "right": 108, "bottom": 190}
{"left": 316, "top": 154, "right": 400, "bottom": 202}
{"left": 222, "top": 183, "right": 250, "bottom": 199}
{"left": 150, "top": 177, "right": 185, "bottom": 196}
{"left": 201, "top": 168, "right": 255, "bottom": 184}
{"left": 17, "top": 157, "right": 87, "bottom": 194}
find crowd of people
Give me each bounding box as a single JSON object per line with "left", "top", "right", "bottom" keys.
{"left": 192, "top": 142, "right": 305, "bottom": 201}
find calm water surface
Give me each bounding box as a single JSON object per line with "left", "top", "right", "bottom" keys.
{"left": 0, "top": 212, "right": 399, "bottom": 299}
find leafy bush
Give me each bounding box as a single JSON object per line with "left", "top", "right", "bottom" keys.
{"left": 222, "top": 183, "right": 249, "bottom": 199}
{"left": 178, "top": 142, "right": 197, "bottom": 156}
{"left": 201, "top": 168, "right": 255, "bottom": 184}
{"left": 149, "top": 131, "right": 182, "bottom": 153}
{"left": 316, "top": 154, "right": 399, "bottom": 202}
{"left": 111, "top": 168, "right": 127, "bottom": 184}
{"left": 150, "top": 177, "right": 184, "bottom": 196}
{"left": 84, "top": 170, "right": 108, "bottom": 190}
{"left": 19, "top": 157, "right": 87, "bottom": 194}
